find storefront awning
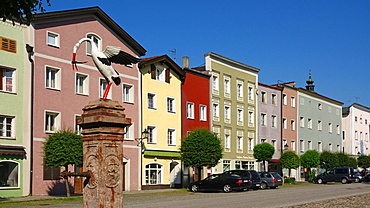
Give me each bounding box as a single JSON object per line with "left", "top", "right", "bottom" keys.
{"left": 0, "top": 145, "right": 26, "bottom": 155}
{"left": 144, "top": 150, "right": 181, "bottom": 158}
{"left": 270, "top": 159, "right": 279, "bottom": 163}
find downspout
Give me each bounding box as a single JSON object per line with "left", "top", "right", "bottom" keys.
{"left": 26, "top": 44, "right": 34, "bottom": 196}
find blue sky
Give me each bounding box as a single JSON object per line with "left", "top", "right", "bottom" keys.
{"left": 45, "top": 0, "right": 370, "bottom": 107}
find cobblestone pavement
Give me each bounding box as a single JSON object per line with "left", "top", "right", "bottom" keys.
{"left": 285, "top": 193, "right": 370, "bottom": 208}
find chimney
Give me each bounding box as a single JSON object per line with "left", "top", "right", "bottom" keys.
{"left": 182, "top": 56, "right": 189, "bottom": 68}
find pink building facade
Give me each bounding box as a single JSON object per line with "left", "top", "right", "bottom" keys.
{"left": 31, "top": 7, "right": 146, "bottom": 195}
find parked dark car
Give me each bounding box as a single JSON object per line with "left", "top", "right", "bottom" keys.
{"left": 189, "top": 173, "right": 250, "bottom": 193}
{"left": 363, "top": 174, "right": 370, "bottom": 182}
{"left": 314, "top": 167, "right": 356, "bottom": 184}
{"left": 223, "top": 170, "right": 261, "bottom": 190}
{"left": 354, "top": 172, "right": 363, "bottom": 183}
{"left": 258, "top": 172, "right": 283, "bottom": 189}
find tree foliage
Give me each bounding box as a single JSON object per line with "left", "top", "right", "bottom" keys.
{"left": 300, "top": 150, "right": 320, "bottom": 168}
{"left": 358, "top": 155, "right": 370, "bottom": 169}
{"left": 335, "top": 152, "right": 357, "bottom": 168}
{"left": 180, "top": 128, "right": 222, "bottom": 179}
{"left": 0, "top": 0, "right": 51, "bottom": 25}
{"left": 253, "top": 142, "right": 275, "bottom": 171}
{"left": 279, "top": 151, "right": 300, "bottom": 177}
{"left": 320, "top": 151, "right": 338, "bottom": 169}
{"left": 43, "top": 129, "right": 83, "bottom": 169}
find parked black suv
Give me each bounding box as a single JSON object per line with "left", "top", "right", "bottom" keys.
{"left": 314, "top": 167, "right": 356, "bottom": 184}
{"left": 223, "top": 170, "right": 261, "bottom": 190}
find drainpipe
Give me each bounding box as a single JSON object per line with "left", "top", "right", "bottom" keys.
{"left": 26, "top": 44, "right": 34, "bottom": 196}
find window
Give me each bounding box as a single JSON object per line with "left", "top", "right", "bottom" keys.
{"left": 123, "top": 84, "right": 134, "bottom": 103}
{"left": 148, "top": 93, "right": 156, "bottom": 110}
{"left": 271, "top": 94, "right": 277, "bottom": 105}
{"left": 47, "top": 31, "right": 59, "bottom": 47}
{"left": 300, "top": 140, "right": 304, "bottom": 152}
{"left": 76, "top": 73, "right": 88, "bottom": 95}
{"left": 291, "top": 120, "right": 295, "bottom": 131}
{"left": 212, "top": 75, "right": 219, "bottom": 91}
{"left": 237, "top": 83, "right": 243, "bottom": 98}
{"left": 224, "top": 134, "right": 230, "bottom": 150}
{"left": 248, "top": 138, "right": 254, "bottom": 151}
{"left": 318, "top": 103, "right": 322, "bottom": 110}
{"left": 237, "top": 108, "right": 243, "bottom": 123}
{"left": 272, "top": 139, "right": 277, "bottom": 150}
{"left": 248, "top": 86, "right": 254, "bottom": 100}
{"left": 167, "top": 129, "right": 176, "bottom": 146}
{"left": 224, "top": 78, "right": 230, "bottom": 94}
{"left": 0, "top": 36, "right": 16, "bottom": 53}
{"left": 147, "top": 126, "right": 156, "bottom": 144}
{"left": 329, "top": 143, "right": 332, "bottom": 151}
{"left": 46, "top": 66, "right": 60, "bottom": 90}
{"left": 187, "top": 102, "right": 194, "bottom": 119}
{"left": 318, "top": 120, "right": 322, "bottom": 131}
{"left": 261, "top": 138, "right": 266, "bottom": 143}
{"left": 155, "top": 68, "right": 165, "bottom": 82}
{"left": 0, "top": 161, "right": 19, "bottom": 187}
{"left": 308, "top": 118, "right": 312, "bottom": 129}
{"left": 365, "top": 119, "right": 368, "bottom": 125}
{"left": 261, "top": 91, "right": 267, "bottom": 103}
{"left": 308, "top": 141, "right": 312, "bottom": 150}
{"left": 0, "top": 116, "right": 14, "bottom": 138}
{"left": 318, "top": 142, "right": 322, "bottom": 152}
{"left": 145, "top": 163, "right": 162, "bottom": 185}
{"left": 86, "top": 34, "right": 101, "bottom": 55}
{"left": 271, "top": 115, "right": 277, "bottom": 128}
{"left": 291, "top": 140, "right": 295, "bottom": 151}
{"left": 283, "top": 118, "right": 287, "bottom": 129}
{"left": 261, "top": 113, "right": 266, "bottom": 126}
{"left": 223, "top": 160, "right": 231, "bottom": 172}
{"left": 99, "top": 79, "right": 112, "bottom": 99}
{"left": 248, "top": 110, "right": 254, "bottom": 124}
{"left": 124, "top": 123, "right": 133, "bottom": 140}
{"left": 167, "top": 97, "right": 175, "bottom": 113}
{"left": 213, "top": 103, "right": 219, "bottom": 118}
{"left": 43, "top": 165, "right": 60, "bottom": 180}
{"left": 0, "top": 67, "right": 15, "bottom": 93}
{"left": 237, "top": 136, "right": 243, "bottom": 151}
{"left": 355, "top": 116, "right": 358, "bottom": 122}
{"left": 200, "top": 105, "right": 207, "bottom": 121}
{"left": 45, "top": 111, "right": 59, "bottom": 133}
{"left": 328, "top": 123, "right": 332, "bottom": 133}
{"left": 242, "top": 161, "right": 255, "bottom": 170}
{"left": 282, "top": 94, "right": 287, "bottom": 105}
{"left": 224, "top": 105, "right": 231, "bottom": 120}
{"left": 355, "top": 131, "right": 358, "bottom": 140}
{"left": 235, "top": 161, "right": 241, "bottom": 170}
{"left": 291, "top": 96, "right": 295, "bottom": 107}
{"left": 300, "top": 117, "right": 304, "bottom": 128}
{"left": 75, "top": 115, "right": 82, "bottom": 135}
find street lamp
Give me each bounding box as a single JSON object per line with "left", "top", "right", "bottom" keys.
{"left": 136, "top": 129, "right": 149, "bottom": 153}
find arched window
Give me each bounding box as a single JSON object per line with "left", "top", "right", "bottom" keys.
{"left": 145, "top": 163, "right": 162, "bottom": 185}
{"left": 86, "top": 34, "right": 102, "bottom": 55}
{"left": 0, "top": 160, "right": 19, "bottom": 188}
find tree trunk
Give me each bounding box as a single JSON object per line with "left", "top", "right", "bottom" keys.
{"left": 289, "top": 168, "right": 291, "bottom": 178}
{"left": 64, "top": 166, "right": 70, "bottom": 198}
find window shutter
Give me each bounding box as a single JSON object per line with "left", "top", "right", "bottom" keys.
{"left": 150, "top": 64, "right": 156, "bottom": 79}
{"left": 165, "top": 68, "right": 170, "bottom": 83}
{"left": 1, "top": 37, "right": 16, "bottom": 53}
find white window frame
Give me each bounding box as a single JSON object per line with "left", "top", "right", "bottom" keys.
{"left": 123, "top": 84, "right": 134, "bottom": 103}
{"left": 212, "top": 74, "right": 219, "bottom": 91}
{"left": 147, "top": 125, "right": 157, "bottom": 144}
{"left": 224, "top": 105, "right": 231, "bottom": 120}
{"left": 223, "top": 160, "right": 231, "bottom": 172}
{"left": 337, "top": 125, "right": 340, "bottom": 135}
{"left": 224, "top": 77, "right": 230, "bottom": 95}
{"left": 186, "top": 102, "right": 194, "bottom": 119}
{"left": 237, "top": 136, "right": 243, "bottom": 151}
{"left": 86, "top": 33, "right": 102, "bottom": 55}
{"left": 291, "top": 96, "right": 295, "bottom": 107}
{"left": 261, "top": 113, "right": 267, "bottom": 126}
{"left": 308, "top": 118, "right": 312, "bottom": 129}
{"left": 300, "top": 140, "right": 304, "bottom": 152}
{"left": 248, "top": 138, "right": 254, "bottom": 151}
{"left": 237, "top": 82, "right": 243, "bottom": 98}
{"left": 99, "top": 78, "right": 112, "bottom": 99}
{"left": 147, "top": 93, "right": 157, "bottom": 110}
{"left": 213, "top": 102, "right": 219, "bottom": 118}
{"left": 224, "top": 134, "right": 230, "bottom": 151}
{"left": 318, "top": 120, "right": 322, "bottom": 131}
{"left": 248, "top": 110, "right": 254, "bottom": 124}
{"left": 261, "top": 91, "right": 267, "bottom": 104}
{"left": 291, "top": 120, "right": 295, "bottom": 131}
{"left": 291, "top": 140, "right": 295, "bottom": 151}
{"left": 300, "top": 117, "right": 304, "bottom": 128}
{"left": 45, "top": 66, "right": 61, "bottom": 90}
{"left": 283, "top": 118, "right": 287, "bottom": 129}
{"left": 248, "top": 86, "right": 254, "bottom": 101}
{"left": 328, "top": 123, "right": 332, "bottom": 133}
{"left": 47, "top": 31, "right": 60, "bottom": 47}
{"left": 271, "top": 94, "right": 277, "bottom": 105}
{"left": 75, "top": 114, "right": 82, "bottom": 135}
{"left": 271, "top": 115, "right": 277, "bottom": 128}
{"left": 0, "top": 160, "right": 20, "bottom": 189}
{"left": 45, "top": 110, "right": 60, "bottom": 133}
{"left": 0, "top": 66, "right": 16, "bottom": 93}
{"left": 0, "top": 115, "right": 14, "bottom": 139}
{"left": 308, "top": 140, "right": 312, "bottom": 150}
{"left": 167, "top": 97, "right": 176, "bottom": 113}
{"left": 145, "top": 163, "right": 163, "bottom": 185}
{"left": 167, "top": 128, "right": 176, "bottom": 146}
{"left": 200, "top": 105, "right": 207, "bottom": 121}
{"left": 124, "top": 123, "right": 134, "bottom": 140}
{"left": 75, "top": 72, "right": 89, "bottom": 95}
{"left": 282, "top": 94, "right": 287, "bottom": 105}
{"left": 237, "top": 108, "right": 243, "bottom": 123}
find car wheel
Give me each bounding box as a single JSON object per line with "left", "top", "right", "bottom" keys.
{"left": 341, "top": 178, "right": 348, "bottom": 184}
{"left": 260, "top": 182, "right": 267, "bottom": 190}
{"left": 223, "top": 184, "right": 232, "bottom": 193}
{"left": 191, "top": 184, "right": 199, "bottom": 192}
{"left": 355, "top": 178, "right": 360, "bottom": 183}
{"left": 317, "top": 178, "right": 324, "bottom": 184}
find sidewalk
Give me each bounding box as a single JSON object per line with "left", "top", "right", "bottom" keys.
{"left": 0, "top": 188, "right": 178, "bottom": 203}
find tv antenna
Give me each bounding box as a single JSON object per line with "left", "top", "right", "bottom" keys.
{"left": 169, "top": 49, "right": 177, "bottom": 62}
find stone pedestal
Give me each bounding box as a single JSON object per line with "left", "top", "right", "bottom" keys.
{"left": 79, "top": 99, "right": 131, "bottom": 208}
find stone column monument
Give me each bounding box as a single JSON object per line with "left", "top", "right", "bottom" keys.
{"left": 79, "top": 99, "right": 131, "bottom": 208}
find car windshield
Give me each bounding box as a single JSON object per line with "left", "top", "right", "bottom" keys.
{"left": 272, "top": 173, "right": 281, "bottom": 178}
{"left": 206, "top": 174, "right": 220, "bottom": 180}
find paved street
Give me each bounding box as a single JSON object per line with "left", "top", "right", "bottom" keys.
{"left": 1, "top": 183, "right": 370, "bottom": 208}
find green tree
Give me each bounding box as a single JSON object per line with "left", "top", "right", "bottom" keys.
{"left": 358, "top": 155, "right": 370, "bottom": 169}
{"left": 300, "top": 150, "right": 320, "bottom": 182}
{"left": 1, "top": 0, "right": 51, "bottom": 25}
{"left": 279, "top": 151, "right": 300, "bottom": 177}
{"left": 180, "top": 128, "right": 223, "bottom": 181}
{"left": 253, "top": 142, "right": 275, "bottom": 172}
{"left": 320, "top": 151, "right": 338, "bottom": 169}
{"left": 335, "top": 152, "right": 357, "bottom": 167}
{"left": 43, "top": 129, "right": 82, "bottom": 197}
